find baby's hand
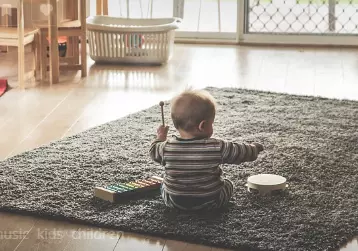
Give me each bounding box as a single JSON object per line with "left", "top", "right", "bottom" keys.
{"left": 252, "top": 143, "right": 264, "bottom": 152}
{"left": 157, "top": 125, "right": 169, "bottom": 141}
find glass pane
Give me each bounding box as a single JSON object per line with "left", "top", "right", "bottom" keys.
{"left": 220, "top": 0, "right": 237, "bottom": 32}
{"left": 151, "top": 0, "right": 174, "bottom": 18}
{"left": 89, "top": 0, "right": 237, "bottom": 34}
{"left": 179, "top": 0, "right": 237, "bottom": 32}
{"left": 90, "top": 0, "right": 173, "bottom": 18}
{"left": 180, "top": 0, "right": 201, "bottom": 31}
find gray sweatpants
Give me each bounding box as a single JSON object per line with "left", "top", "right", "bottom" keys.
{"left": 160, "top": 179, "right": 234, "bottom": 211}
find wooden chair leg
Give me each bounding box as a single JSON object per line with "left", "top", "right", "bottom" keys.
{"left": 80, "top": 0, "right": 87, "bottom": 77}
{"left": 73, "top": 37, "right": 80, "bottom": 64}
{"left": 103, "top": 0, "right": 108, "bottom": 15}
{"left": 32, "top": 33, "right": 40, "bottom": 80}
{"left": 40, "top": 32, "right": 48, "bottom": 81}
{"left": 66, "top": 36, "right": 74, "bottom": 63}
{"left": 96, "top": 0, "right": 103, "bottom": 15}
{"left": 49, "top": 0, "right": 60, "bottom": 85}
{"left": 17, "top": 1, "right": 25, "bottom": 89}
{"left": 36, "top": 35, "right": 41, "bottom": 78}
{"left": 80, "top": 35, "right": 87, "bottom": 77}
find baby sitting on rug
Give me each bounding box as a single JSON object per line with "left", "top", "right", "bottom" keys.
{"left": 149, "top": 89, "right": 264, "bottom": 211}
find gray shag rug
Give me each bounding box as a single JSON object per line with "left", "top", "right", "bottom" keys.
{"left": 1, "top": 87, "right": 358, "bottom": 251}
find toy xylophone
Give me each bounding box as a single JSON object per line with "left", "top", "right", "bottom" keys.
{"left": 94, "top": 176, "right": 163, "bottom": 203}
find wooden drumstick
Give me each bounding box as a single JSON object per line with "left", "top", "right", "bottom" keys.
{"left": 159, "top": 101, "right": 165, "bottom": 126}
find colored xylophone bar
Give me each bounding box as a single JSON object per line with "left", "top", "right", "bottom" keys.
{"left": 94, "top": 176, "right": 163, "bottom": 203}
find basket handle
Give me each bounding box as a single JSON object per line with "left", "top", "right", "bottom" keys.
{"left": 172, "top": 18, "right": 182, "bottom": 29}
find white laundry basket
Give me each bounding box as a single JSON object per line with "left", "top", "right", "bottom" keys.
{"left": 86, "top": 16, "right": 181, "bottom": 64}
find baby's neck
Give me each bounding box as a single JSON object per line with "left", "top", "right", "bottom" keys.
{"left": 178, "top": 130, "right": 208, "bottom": 140}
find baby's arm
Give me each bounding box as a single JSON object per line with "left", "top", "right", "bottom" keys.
{"left": 149, "top": 140, "right": 165, "bottom": 164}
{"left": 149, "top": 125, "right": 169, "bottom": 164}
{"left": 220, "top": 140, "right": 264, "bottom": 164}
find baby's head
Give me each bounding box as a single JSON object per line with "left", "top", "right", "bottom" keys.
{"left": 171, "top": 89, "right": 216, "bottom": 139}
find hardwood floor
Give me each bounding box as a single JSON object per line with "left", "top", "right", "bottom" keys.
{"left": 0, "top": 44, "right": 357, "bottom": 251}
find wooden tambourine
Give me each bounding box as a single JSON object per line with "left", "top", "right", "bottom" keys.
{"left": 246, "top": 174, "right": 288, "bottom": 195}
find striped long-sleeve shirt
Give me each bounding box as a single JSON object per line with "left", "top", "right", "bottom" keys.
{"left": 149, "top": 136, "right": 260, "bottom": 197}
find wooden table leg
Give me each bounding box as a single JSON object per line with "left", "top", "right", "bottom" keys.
{"left": 17, "top": 0, "right": 25, "bottom": 89}
{"left": 48, "top": 0, "right": 59, "bottom": 84}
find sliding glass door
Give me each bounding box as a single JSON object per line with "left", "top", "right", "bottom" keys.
{"left": 88, "top": 0, "right": 358, "bottom": 45}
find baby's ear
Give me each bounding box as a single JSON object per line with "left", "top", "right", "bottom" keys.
{"left": 198, "top": 120, "right": 206, "bottom": 131}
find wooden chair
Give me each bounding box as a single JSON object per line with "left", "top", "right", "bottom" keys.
{"left": 0, "top": 3, "right": 39, "bottom": 88}
{"left": 34, "top": 0, "right": 87, "bottom": 82}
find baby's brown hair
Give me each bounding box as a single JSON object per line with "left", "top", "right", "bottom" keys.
{"left": 170, "top": 89, "right": 216, "bottom": 132}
